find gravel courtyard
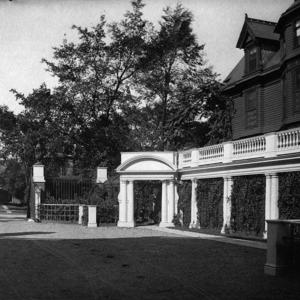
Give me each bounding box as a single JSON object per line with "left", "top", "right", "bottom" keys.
{"left": 0, "top": 210, "right": 299, "bottom": 300}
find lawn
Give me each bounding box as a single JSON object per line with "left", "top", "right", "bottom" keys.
{"left": 0, "top": 227, "right": 299, "bottom": 300}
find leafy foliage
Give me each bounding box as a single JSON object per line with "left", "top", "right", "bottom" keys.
{"left": 0, "top": 0, "right": 230, "bottom": 205}
{"left": 134, "top": 3, "right": 222, "bottom": 150}
{"left": 230, "top": 176, "right": 265, "bottom": 236}
{"left": 279, "top": 172, "right": 300, "bottom": 219}
{"left": 176, "top": 181, "right": 191, "bottom": 227}
{"left": 196, "top": 178, "right": 223, "bottom": 229}
{"left": 134, "top": 181, "right": 161, "bottom": 224}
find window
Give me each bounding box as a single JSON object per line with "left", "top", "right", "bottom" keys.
{"left": 248, "top": 47, "right": 257, "bottom": 73}
{"left": 245, "top": 89, "right": 258, "bottom": 128}
{"left": 294, "top": 68, "right": 300, "bottom": 111}
{"left": 295, "top": 19, "right": 300, "bottom": 48}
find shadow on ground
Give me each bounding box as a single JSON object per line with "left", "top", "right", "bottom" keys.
{"left": 0, "top": 235, "right": 299, "bottom": 300}
{"left": 0, "top": 231, "right": 55, "bottom": 237}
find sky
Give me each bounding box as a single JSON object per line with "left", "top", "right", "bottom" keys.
{"left": 0, "top": 0, "right": 294, "bottom": 113}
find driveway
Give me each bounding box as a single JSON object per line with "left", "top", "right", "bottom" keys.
{"left": 0, "top": 215, "right": 299, "bottom": 300}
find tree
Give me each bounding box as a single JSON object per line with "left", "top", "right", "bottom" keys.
{"left": 133, "top": 4, "right": 221, "bottom": 150}
{"left": 38, "top": 0, "right": 154, "bottom": 168}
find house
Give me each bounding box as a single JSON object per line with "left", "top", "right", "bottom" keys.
{"left": 116, "top": 1, "right": 300, "bottom": 239}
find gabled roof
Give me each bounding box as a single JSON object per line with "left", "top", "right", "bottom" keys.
{"left": 223, "top": 57, "right": 244, "bottom": 86}
{"left": 236, "top": 15, "right": 279, "bottom": 49}
{"left": 275, "top": 0, "right": 300, "bottom": 33}
{"left": 223, "top": 50, "right": 281, "bottom": 88}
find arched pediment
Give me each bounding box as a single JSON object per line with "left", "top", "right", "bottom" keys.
{"left": 117, "top": 155, "right": 177, "bottom": 173}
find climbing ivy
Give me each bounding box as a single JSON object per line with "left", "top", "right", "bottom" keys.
{"left": 196, "top": 178, "right": 223, "bottom": 229}
{"left": 176, "top": 181, "right": 192, "bottom": 227}
{"left": 279, "top": 172, "right": 300, "bottom": 219}
{"left": 230, "top": 175, "right": 265, "bottom": 236}
{"left": 134, "top": 181, "right": 161, "bottom": 224}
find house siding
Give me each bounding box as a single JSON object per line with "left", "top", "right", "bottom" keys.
{"left": 262, "top": 80, "right": 282, "bottom": 133}
{"left": 232, "top": 87, "right": 263, "bottom": 140}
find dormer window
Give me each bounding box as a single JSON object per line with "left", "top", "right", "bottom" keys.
{"left": 248, "top": 47, "right": 258, "bottom": 73}
{"left": 295, "top": 19, "right": 300, "bottom": 48}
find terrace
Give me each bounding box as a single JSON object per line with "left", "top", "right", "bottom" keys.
{"left": 178, "top": 127, "right": 300, "bottom": 170}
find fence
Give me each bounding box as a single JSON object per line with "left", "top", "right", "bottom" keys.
{"left": 43, "top": 177, "right": 95, "bottom": 204}
{"left": 38, "top": 204, "right": 79, "bottom": 223}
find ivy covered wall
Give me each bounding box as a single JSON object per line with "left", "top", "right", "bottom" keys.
{"left": 134, "top": 181, "right": 161, "bottom": 224}
{"left": 176, "top": 181, "right": 192, "bottom": 227}
{"left": 196, "top": 178, "right": 223, "bottom": 229}
{"left": 230, "top": 175, "right": 265, "bottom": 236}
{"left": 279, "top": 172, "right": 300, "bottom": 219}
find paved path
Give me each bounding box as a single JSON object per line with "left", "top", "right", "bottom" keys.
{"left": 144, "top": 226, "right": 267, "bottom": 249}
{"left": 0, "top": 206, "right": 265, "bottom": 249}
{"left": 0, "top": 211, "right": 299, "bottom": 300}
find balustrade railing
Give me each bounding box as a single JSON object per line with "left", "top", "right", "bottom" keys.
{"left": 182, "top": 151, "right": 192, "bottom": 163}
{"left": 178, "top": 127, "right": 300, "bottom": 168}
{"left": 233, "top": 136, "right": 266, "bottom": 157}
{"left": 199, "top": 144, "right": 224, "bottom": 160}
{"left": 277, "top": 129, "right": 300, "bottom": 151}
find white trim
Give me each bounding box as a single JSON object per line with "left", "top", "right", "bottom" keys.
{"left": 181, "top": 162, "right": 300, "bottom": 180}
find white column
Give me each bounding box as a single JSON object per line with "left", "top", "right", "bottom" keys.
{"left": 221, "top": 176, "right": 233, "bottom": 234}
{"left": 117, "top": 180, "right": 128, "bottom": 227}
{"left": 87, "top": 205, "right": 97, "bottom": 227}
{"left": 264, "top": 174, "right": 272, "bottom": 238}
{"left": 189, "top": 179, "right": 199, "bottom": 228}
{"left": 167, "top": 180, "right": 175, "bottom": 227}
{"left": 270, "top": 174, "right": 279, "bottom": 220}
{"left": 160, "top": 180, "right": 168, "bottom": 227}
{"left": 126, "top": 180, "right": 135, "bottom": 227}
{"left": 78, "top": 204, "right": 84, "bottom": 225}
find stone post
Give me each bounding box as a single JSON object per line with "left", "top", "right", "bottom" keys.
{"left": 265, "top": 133, "right": 277, "bottom": 158}
{"left": 117, "top": 180, "right": 128, "bottom": 227}
{"left": 87, "top": 205, "right": 97, "bottom": 227}
{"left": 32, "top": 164, "right": 45, "bottom": 221}
{"left": 78, "top": 204, "right": 84, "bottom": 225}
{"left": 96, "top": 167, "right": 107, "bottom": 184}
{"left": 221, "top": 176, "right": 233, "bottom": 234}
{"left": 264, "top": 220, "right": 293, "bottom": 276}
{"left": 126, "top": 180, "right": 135, "bottom": 227}
{"left": 189, "top": 178, "right": 199, "bottom": 228}
{"left": 223, "top": 142, "right": 233, "bottom": 163}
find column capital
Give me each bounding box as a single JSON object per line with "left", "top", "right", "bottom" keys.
{"left": 191, "top": 178, "right": 198, "bottom": 184}
{"left": 265, "top": 172, "right": 278, "bottom": 178}
{"left": 223, "top": 176, "right": 233, "bottom": 180}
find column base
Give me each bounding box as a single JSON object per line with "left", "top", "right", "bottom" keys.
{"left": 189, "top": 222, "right": 200, "bottom": 229}
{"left": 264, "top": 263, "right": 288, "bottom": 276}
{"left": 221, "top": 223, "right": 231, "bottom": 234}
{"left": 117, "top": 221, "right": 135, "bottom": 228}
{"left": 87, "top": 223, "right": 97, "bottom": 228}
{"left": 159, "top": 222, "right": 174, "bottom": 228}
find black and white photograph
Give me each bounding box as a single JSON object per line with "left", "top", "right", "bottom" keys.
{"left": 0, "top": 0, "right": 300, "bottom": 299}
